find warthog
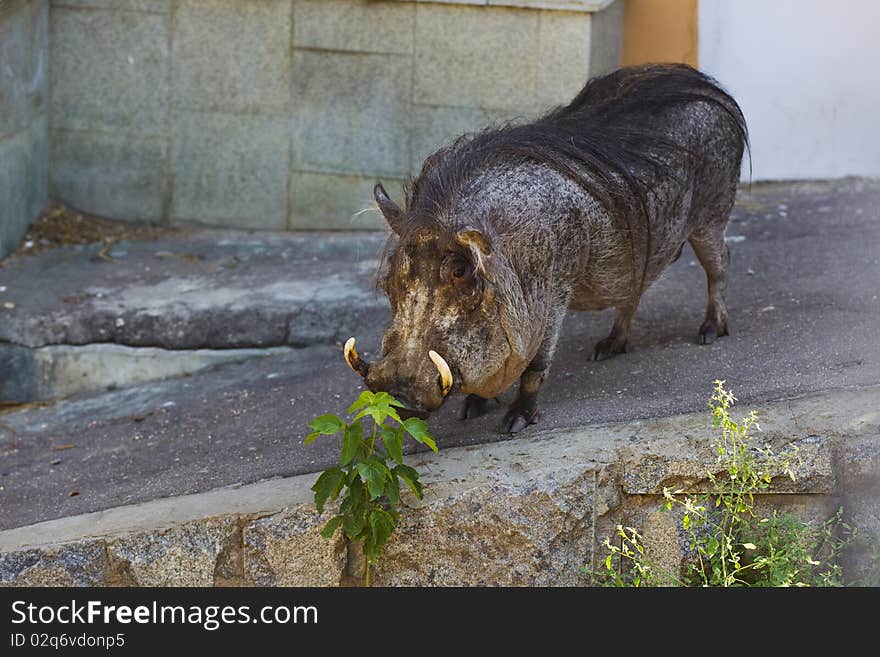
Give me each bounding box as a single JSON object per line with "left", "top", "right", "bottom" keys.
{"left": 344, "top": 64, "right": 748, "bottom": 433}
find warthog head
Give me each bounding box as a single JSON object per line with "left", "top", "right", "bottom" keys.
{"left": 343, "top": 183, "right": 542, "bottom": 417}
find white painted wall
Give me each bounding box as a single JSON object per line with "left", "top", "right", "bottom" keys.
{"left": 699, "top": 0, "right": 880, "bottom": 180}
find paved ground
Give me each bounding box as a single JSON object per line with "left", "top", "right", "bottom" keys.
{"left": 1, "top": 179, "right": 878, "bottom": 530}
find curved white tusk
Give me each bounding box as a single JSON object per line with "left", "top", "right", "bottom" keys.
{"left": 428, "top": 350, "right": 453, "bottom": 397}
{"left": 344, "top": 337, "right": 365, "bottom": 377}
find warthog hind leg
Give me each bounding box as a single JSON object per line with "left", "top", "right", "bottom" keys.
{"left": 690, "top": 229, "right": 730, "bottom": 344}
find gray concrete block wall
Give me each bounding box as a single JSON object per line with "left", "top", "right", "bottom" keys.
{"left": 0, "top": 0, "right": 50, "bottom": 259}
{"left": 47, "top": 0, "right": 622, "bottom": 231}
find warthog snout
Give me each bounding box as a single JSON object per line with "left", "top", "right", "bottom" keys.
{"left": 343, "top": 337, "right": 452, "bottom": 415}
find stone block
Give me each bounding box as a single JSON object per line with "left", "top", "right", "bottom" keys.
{"left": 293, "top": 0, "right": 414, "bottom": 54}
{"left": 0, "top": 0, "right": 49, "bottom": 136}
{"left": 842, "top": 488, "right": 880, "bottom": 586}
{"left": 0, "top": 124, "right": 46, "bottom": 258}
{"left": 0, "top": 344, "right": 37, "bottom": 403}
{"left": 620, "top": 429, "right": 835, "bottom": 495}
{"left": 409, "top": 104, "right": 536, "bottom": 171}
{"left": 50, "top": 1, "right": 170, "bottom": 12}
{"left": 29, "top": 113, "right": 49, "bottom": 220}
{"left": 171, "top": 110, "right": 288, "bottom": 229}
{"left": 372, "top": 466, "right": 599, "bottom": 586}
{"left": 536, "top": 10, "right": 591, "bottom": 107}
{"left": 244, "top": 506, "right": 345, "bottom": 586}
{"left": 413, "top": 4, "right": 538, "bottom": 110}
{"left": 172, "top": 0, "right": 291, "bottom": 115}
{"left": 488, "top": 1, "right": 613, "bottom": 9}
{"left": 587, "top": 0, "right": 622, "bottom": 77}
{"left": 0, "top": 540, "right": 105, "bottom": 586}
{"left": 50, "top": 129, "right": 166, "bottom": 222}
{"left": 288, "top": 171, "right": 403, "bottom": 230}
{"left": 106, "top": 517, "right": 238, "bottom": 586}
{"left": 50, "top": 7, "right": 168, "bottom": 134}
{"left": 0, "top": 131, "right": 30, "bottom": 256}
{"left": 291, "top": 50, "right": 411, "bottom": 177}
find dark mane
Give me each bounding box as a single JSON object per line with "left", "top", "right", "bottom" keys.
{"left": 394, "top": 64, "right": 749, "bottom": 295}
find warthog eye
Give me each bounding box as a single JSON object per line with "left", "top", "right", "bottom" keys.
{"left": 445, "top": 255, "right": 473, "bottom": 286}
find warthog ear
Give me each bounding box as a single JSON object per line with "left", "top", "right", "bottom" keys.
{"left": 456, "top": 229, "right": 490, "bottom": 255}
{"left": 456, "top": 228, "right": 491, "bottom": 276}
{"left": 373, "top": 182, "right": 405, "bottom": 235}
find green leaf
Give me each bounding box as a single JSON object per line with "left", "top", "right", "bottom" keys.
{"left": 347, "top": 391, "right": 375, "bottom": 415}
{"left": 742, "top": 542, "right": 757, "bottom": 550}
{"left": 341, "top": 422, "right": 363, "bottom": 466}
{"left": 308, "top": 414, "right": 344, "bottom": 435}
{"left": 381, "top": 426, "right": 404, "bottom": 464}
{"left": 385, "top": 470, "right": 400, "bottom": 505}
{"left": 357, "top": 461, "right": 387, "bottom": 500}
{"left": 321, "top": 516, "right": 344, "bottom": 539}
{"left": 394, "top": 464, "right": 423, "bottom": 500}
{"left": 354, "top": 404, "right": 402, "bottom": 426}
{"left": 304, "top": 431, "right": 320, "bottom": 446}
{"left": 368, "top": 508, "right": 397, "bottom": 562}
{"left": 343, "top": 503, "right": 368, "bottom": 540}
{"left": 311, "top": 468, "right": 345, "bottom": 514}
{"left": 403, "top": 417, "right": 438, "bottom": 452}
{"left": 372, "top": 392, "right": 406, "bottom": 408}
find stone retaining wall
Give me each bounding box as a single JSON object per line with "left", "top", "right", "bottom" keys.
{"left": 0, "top": 0, "right": 49, "bottom": 259}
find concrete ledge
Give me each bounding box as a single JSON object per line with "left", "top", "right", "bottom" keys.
{"left": 2, "top": 387, "right": 877, "bottom": 586}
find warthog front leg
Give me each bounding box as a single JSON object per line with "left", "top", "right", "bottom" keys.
{"left": 498, "top": 302, "right": 568, "bottom": 434}
{"left": 592, "top": 303, "right": 637, "bottom": 361}
{"left": 460, "top": 394, "right": 497, "bottom": 420}
{"left": 499, "top": 366, "right": 546, "bottom": 433}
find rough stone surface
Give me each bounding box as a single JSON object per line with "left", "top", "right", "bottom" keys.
{"left": 535, "top": 10, "right": 591, "bottom": 107}
{"left": 414, "top": 4, "right": 539, "bottom": 110}
{"left": 288, "top": 171, "right": 403, "bottom": 230}
{"left": 620, "top": 430, "right": 835, "bottom": 495}
{"left": 587, "top": 0, "right": 623, "bottom": 77}
{"left": 50, "top": 1, "right": 171, "bottom": 12}
{"left": 244, "top": 507, "right": 346, "bottom": 586}
{"left": 373, "top": 470, "right": 599, "bottom": 586}
{"left": 0, "top": 343, "right": 297, "bottom": 403}
{"left": 170, "top": 111, "right": 288, "bottom": 228}
{"left": 171, "top": 0, "right": 290, "bottom": 115}
{"left": 291, "top": 50, "right": 411, "bottom": 177}
{"left": 0, "top": 230, "right": 388, "bottom": 348}
{"left": 293, "top": 0, "right": 415, "bottom": 55}
{"left": 0, "top": 0, "right": 49, "bottom": 136}
{"left": 50, "top": 129, "right": 167, "bottom": 222}
{"left": 0, "top": 129, "right": 39, "bottom": 257}
{"left": 0, "top": 0, "right": 49, "bottom": 259}
{"left": 408, "top": 104, "right": 530, "bottom": 174}
{"left": 50, "top": 6, "right": 169, "bottom": 134}
{"left": 0, "top": 540, "right": 104, "bottom": 587}
{"left": 106, "top": 517, "right": 237, "bottom": 586}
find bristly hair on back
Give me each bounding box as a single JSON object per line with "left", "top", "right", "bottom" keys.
{"left": 392, "top": 63, "right": 749, "bottom": 298}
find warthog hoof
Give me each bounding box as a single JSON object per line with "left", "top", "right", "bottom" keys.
{"left": 698, "top": 318, "right": 729, "bottom": 345}
{"left": 460, "top": 394, "right": 496, "bottom": 420}
{"left": 592, "top": 337, "right": 629, "bottom": 361}
{"left": 498, "top": 403, "right": 539, "bottom": 434}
